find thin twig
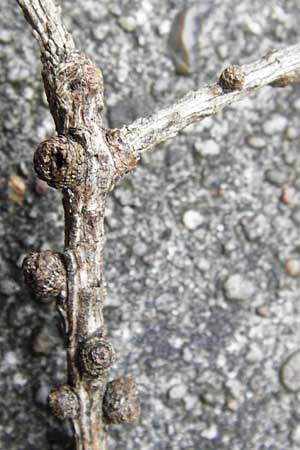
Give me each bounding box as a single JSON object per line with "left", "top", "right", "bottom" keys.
{"left": 119, "top": 44, "right": 300, "bottom": 155}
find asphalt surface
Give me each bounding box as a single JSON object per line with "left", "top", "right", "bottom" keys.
{"left": 1, "top": 1, "right": 300, "bottom": 449}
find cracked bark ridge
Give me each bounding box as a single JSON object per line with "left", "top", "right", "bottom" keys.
{"left": 43, "top": 51, "right": 104, "bottom": 133}
{"left": 103, "top": 377, "right": 141, "bottom": 425}
{"left": 48, "top": 385, "right": 79, "bottom": 419}
{"left": 22, "top": 251, "right": 67, "bottom": 301}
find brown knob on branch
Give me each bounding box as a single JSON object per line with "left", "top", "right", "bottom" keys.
{"left": 48, "top": 385, "right": 79, "bottom": 419}
{"left": 219, "top": 65, "right": 245, "bottom": 91}
{"left": 22, "top": 251, "right": 67, "bottom": 301}
{"left": 103, "top": 377, "right": 141, "bottom": 425}
{"left": 79, "top": 335, "right": 116, "bottom": 378}
{"left": 34, "top": 135, "right": 86, "bottom": 189}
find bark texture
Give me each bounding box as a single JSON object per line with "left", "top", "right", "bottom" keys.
{"left": 16, "top": 0, "right": 300, "bottom": 449}
{"left": 17, "top": 1, "right": 139, "bottom": 449}
{"left": 119, "top": 44, "right": 300, "bottom": 155}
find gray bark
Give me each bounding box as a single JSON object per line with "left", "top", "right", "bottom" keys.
{"left": 16, "top": 0, "right": 300, "bottom": 449}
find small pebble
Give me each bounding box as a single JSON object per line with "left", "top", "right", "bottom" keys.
{"left": 224, "top": 274, "right": 256, "bottom": 302}
{"left": 183, "top": 210, "right": 204, "bottom": 230}
{"left": 217, "top": 44, "right": 228, "bottom": 60}
{"left": 242, "top": 16, "right": 262, "bottom": 35}
{"left": 196, "top": 258, "right": 210, "bottom": 272}
{"left": 132, "top": 241, "right": 148, "bottom": 257}
{"left": 293, "top": 97, "right": 300, "bottom": 111}
{"left": 168, "top": 383, "right": 187, "bottom": 400}
{"left": 0, "top": 29, "right": 11, "bottom": 43}
{"left": 280, "top": 185, "right": 294, "bottom": 205}
{"left": 291, "top": 424, "right": 300, "bottom": 442}
{"left": 285, "top": 127, "right": 298, "bottom": 140}
{"left": 155, "top": 293, "right": 175, "bottom": 313}
{"left": 246, "top": 135, "right": 266, "bottom": 149}
{"left": 256, "top": 305, "right": 270, "bottom": 318}
{"left": 265, "top": 169, "right": 287, "bottom": 187}
{"left": 13, "top": 372, "right": 27, "bottom": 388}
{"left": 241, "top": 214, "right": 270, "bottom": 242}
{"left": 8, "top": 175, "right": 26, "bottom": 204}
{"left": 182, "top": 346, "right": 193, "bottom": 363}
{"left": 119, "top": 17, "right": 137, "bottom": 32}
{"left": 0, "top": 279, "right": 20, "bottom": 296}
{"left": 263, "top": 115, "right": 288, "bottom": 135}
{"left": 280, "top": 350, "right": 300, "bottom": 392}
{"left": 194, "top": 139, "right": 220, "bottom": 156}
{"left": 285, "top": 259, "right": 300, "bottom": 277}
{"left": 3, "top": 351, "right": 18, "bottom": 369}
{"left": 18, "top": 161, "right": 29, "bottom": 177}
{"left": 283, "top": 150, "right": 296, "bottom": 166}
{"left": 92, "top": 24, "right": 109, "bottom": 42}
{"left": 227, "top": 398, "right": 238, "bottom": 411}
{"left": 201, "top": 424, "right": 218, "bottom": 440}
{"left": 246, "top": 343, "right": 264, "bottom": 363}
{"left": 7, "top": 64, "right": 31, "bottom": 83}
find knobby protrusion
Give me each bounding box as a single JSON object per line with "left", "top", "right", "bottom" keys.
{"left": 103, "top": 377, "right": 141, "bottom": 425}
{"left": 48, "top": 385, "right": 79, "bottom": 419}
{"left": 219, "top": 64, "right": 245, "bottom": 91}
{"left": 22, "top": 251, "right": 67, "bottom": 300}
{"left": 78, "top": 335, "right": 116, "bottom": 378}
{"left": 43, "top": 51, "right": 104, "bottom": 131}
{"left": 34, "top": 135, "right": 86, "bottom": 189}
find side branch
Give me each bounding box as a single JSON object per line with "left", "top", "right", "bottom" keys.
{"left": 16, "top": 0, "right": 75, "bottom": 65}
{"left": 119, "top": 43, "right": 300, "bottom": 155}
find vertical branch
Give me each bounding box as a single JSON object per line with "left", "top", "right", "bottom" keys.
{"left": 17, "top": 1, "right": 300, "bottom": 449}
{"left": 18, "top": 1, "right": 140, "bottom": 449}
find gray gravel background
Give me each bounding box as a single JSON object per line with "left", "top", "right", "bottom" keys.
{"left": 1, "top": 1, "right": 300, "bottom": 449}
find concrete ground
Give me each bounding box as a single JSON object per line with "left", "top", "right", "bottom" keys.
{"left": 1, "top": 0, "right": 300, "bottom": 449}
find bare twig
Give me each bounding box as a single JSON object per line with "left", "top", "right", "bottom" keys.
{"left": 119, "top": 44, "right": 300, "bottom": 155}
{"left": 16, "top": 0, "right": 300, "bottom": 449}
{"left": 18, "top": 1, "right": 139, "bottom": 450}
{"left": 16, "top": 0, "right": 74, "bottom": 65}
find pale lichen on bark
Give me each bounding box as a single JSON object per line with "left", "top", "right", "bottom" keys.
{"left": 16, "top": 0, "right": 300, "bottom": 449}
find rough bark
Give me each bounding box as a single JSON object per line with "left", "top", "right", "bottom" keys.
{"left": 119, "top": 44, "right": 300, "bottom": 155}
{"left": 18, "top": 1, "right": 139, "bottom": 450}
{"left": 16, "top": 0, "right": 300, "bottom": 449}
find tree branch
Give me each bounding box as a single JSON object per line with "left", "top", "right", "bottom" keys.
{"left": 17, "top": 0, "right": 74, "bottom": 65}
{"left": 18, "top": 1, "right": 139, "bottom": 450}
{"left": 119, "top": 43, "right": 300, "bottom": 155}
{"left": 16, "top": 1, "right": 300, "bottom": 449}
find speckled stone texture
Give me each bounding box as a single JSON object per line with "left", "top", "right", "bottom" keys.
{"left": 1, "top": 1, "right": 300, "bottom": 449}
